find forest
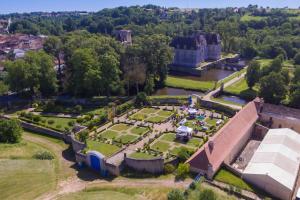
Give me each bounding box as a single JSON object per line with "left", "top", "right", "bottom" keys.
{"left": 1, "top": 5, "right": 300, "bottom": 108}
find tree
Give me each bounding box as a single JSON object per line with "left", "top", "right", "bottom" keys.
{"left": 77, "top": 130, "right": 88, "bottom": 143}
{"left": 290, "top": 82, "right": 300, "bottom": 108}
{"left": 294, "top": 52, "right": 300, "bottom": 65}
{"left": 135, "top": 92, "right": 148, "bottom": 106}
{"left": 176, "top": 163, "right": 190, "bottom": 180}
{"left": 246, "top": 61, "right": 260, "bottom": 89}
{"left": 259, "top": 72, "right": 287, "bottom": 104}
{"left": 198, "top": 189, "right": 217, "bottom": 200}
{"left": 5, "top": 51, "right": 57, "bottom": 96}
{"left": 0, "top": 119, "right": 22, "bottom": 143}
{"left": 167, "top": 189, "right": 184, "bottom": 200}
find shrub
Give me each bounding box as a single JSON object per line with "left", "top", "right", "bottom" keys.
{"left": 177, "top": 147, "right": 191, "bottom": 162}
{"left": 56, "top": 124, "right": 62, "bottom": 129}
{"left": 176, "top": 163, "right": 190, "bottom": 180}
{"left": 68, "top": 120, "right": 75, "bottom": 127}
{"left": 0, "top": 119, "right": 22, "bottom": 143}
{"left": 74, "top": 105, "right": 83, "bottom": 113}
{"left": 48, "top": 119, "right": 54, "bottom": 125}
{"left": 189, "top": 182, "right": 196, "bottom": 190}
{"left": 32, "top": 115, "right": 41, "bottom": 122}
{"left": 33, "top": 151, "right": 54, "bottom": 160}
{"left": 77, "top": 130, "right": 89, "bottom": 143}
{"left": 76, "top": 117, "right": 84, "bottom": 123}
{"left": 164, "top": 164, "right": 176, "bottom": 174}
{"left": 198, "top": 189, "right": 217, "bottom": 200}
{"left": 167, "top": 189, "right": 184, "bottom": 200}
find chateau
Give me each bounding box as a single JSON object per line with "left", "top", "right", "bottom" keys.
{"left": 170, "top": 32, "right": 222, "bottom": 68}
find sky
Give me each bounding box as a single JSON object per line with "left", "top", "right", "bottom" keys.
{"left": 0, "top": 0, "right": 299, "bottom": 14}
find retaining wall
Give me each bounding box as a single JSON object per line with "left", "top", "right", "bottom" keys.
{"left": 199, "top": 99, "right": 238, "bottom": 117}
{"left": 125, "top": 156, "right": 164, "bottom": 174}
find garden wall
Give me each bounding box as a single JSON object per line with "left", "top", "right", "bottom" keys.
{"left": 71, "top": 134, "right": 86, "bottom": 153}
{"left": 199, "top": 99, "right": 238, "bottom": 117}
{"left": 124, "top": 156, "right": 164, "bottom": 174}
{"left": 149, "top": 96, "right": 188, "bottom": 105}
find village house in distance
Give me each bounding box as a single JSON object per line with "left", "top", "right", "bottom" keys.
{"left": 170, "top": 31, "right": 222, "bottom": 68}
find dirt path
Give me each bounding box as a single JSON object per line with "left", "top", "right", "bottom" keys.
{"left": 23, "top": 132, "right": 190, "bottom": 200}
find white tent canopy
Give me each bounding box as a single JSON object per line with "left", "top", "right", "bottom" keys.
{"left": 176, "top": 126, "right": 193, "bottom": 134}
{"left": 188, "top": 108, "right": 198, "bottom": 115}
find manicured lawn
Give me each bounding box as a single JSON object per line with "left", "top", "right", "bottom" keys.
{"left": 217, "top": 68, "right": 246, "bottom": 87}
{"left": 205, "top": 118, "right": 217, "bottom": 126}
{"left": 129, "top": 152, "right": 157, "bottom": 159}
{"left": 151, "top": 141, "right": 170, "bottom": 152}
{"left": 140, "top": 108, "right": 158, "bottom": 114}
{"left": 158, "top": 110, "right": 173, "bottom": 117}
{"left": 110, "top": 123, "right": 131, "bottom": 131}
{"left": 86, "top": 140, "right": 121, "bottom": 157}
{"left": 146, "top": 116, "right": 166, "bottom": 123}
{"left": 186, "top": 138, "right": 202, "bottom": 147}
{"left": 101, "top": 130, "right": 118, "bottom": 139}
{"left": 160, "top": 133, "right": 176, "bottom": 142}
{"left": 170, "top": 146, "right": 195, "bottom": 156}
{"left": 166, "top": 76, "right": 215, "bottom": 92}
{"left": 117, "top": 134, "right": 138, "bottom": 144}
{"left": 214, "top": 168, "right": 255, "bottom": 192}
{"left": 129, "top": 113, "right": 146, "bottom": 121}
{"left": 39, "top": 116, "right": 75, "bottom": 131}
{"left": 224, "top": 78, "right": 258, "bottom": 99}
{"left": 130, "top": 126, "right": 149, "bottom": 136}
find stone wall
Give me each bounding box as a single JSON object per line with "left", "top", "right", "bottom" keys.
{"left": 125, "top": 156, "right": 164, "bottom": 174}
{"left": 70, "top": 134, "right": 86, "bottom": 153}
{"left": 253, "top": 123, "right": 269, "bottom": 140}
{"left": 199, "top": 99, "right": 238, "bottom": 117}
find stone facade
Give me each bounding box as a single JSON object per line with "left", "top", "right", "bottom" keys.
{"left": 115, "top": 30, "right": 132, "bottom": 45}
{"left": 170, "top": 32, "right": 221, "bottom": 68}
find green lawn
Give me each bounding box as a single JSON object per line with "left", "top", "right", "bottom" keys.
{"left": 0, "top": 136, "right": 56, "bottom": 200}
{"left": 140, "top": 108, "right": 158, "bottom": 114}
{"left": 110, "top": 123, "right": 131, "bottom": 131}
{"left": 58, "top": 190, "right": 134, "bottom": 200}
{"left": 160, "top": 133, "right": 176, "bottom": 142}
{"left": 86, "top": 140, "right": 121, "bottom": 157}
{"left": 130, "top": 126, "right": 149, "bottom": 136}
{"left": 129, "top": 113, "right": 146, "bottom": 121}
{"left": 224, "top": 78, "right": 258, "bottom": 100}
{"left": 146, "top": 116, "right": 166, "bottom": 123}
{"left": 129, "top": 152, "right": 158, "bottom": 160}
{"left": 217, "top": 68, "right": 246, "bottom": 87}
{"left": 186, "top": 138, "right": 202, "bottom": 147}
{"left": 40, "top": 116, "right": 75, "bottom": 131}
{"left": 117, "top": 134, "right": 138, "bottom": 144}
{"left": 151, "top": 141, "right": 170, "bottom": 152}
{"left": 158, "top": 110, "right": 173, "bottom": 117}
{"left": 101, "top": 130, "right": 119, "bottom": 140}
{"left": 205, "top": 118, "right": 217, "bottom": 126}
{"left": 170, "top": 146, "right": 195, "bottom": 156}
{"left": 214, "top": 168, "right": 255, "bottom": 192}
{"left": 241, "top": 14, "right": 267, "bottom": 22}
{"left": 166, "top": 76, "right": 215, "bottom": 92}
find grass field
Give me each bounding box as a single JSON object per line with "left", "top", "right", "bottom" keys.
{"left": 166, "top": 76, "right": 215, "bottom": 92}
{"left": 58, "top": 186, "right": 173, "bottom": 200}
{"left": 86, "top": 140, "right": 121, "bottom": 157}
{"left": 214, "top": 168, "right": 255, "bottom": 192}
{"left": 224, "top": 78, "right": 258, "bottom": 100}
{"left": 241, "top": 14, "right": 267, "bottom": 22}
{"left": 0, "top": 132, "right": 58, "bottom": 200}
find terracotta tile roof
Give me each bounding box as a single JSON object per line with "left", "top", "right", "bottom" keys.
{"left": 187, "top": 100, "right": 259, "bottom": 173}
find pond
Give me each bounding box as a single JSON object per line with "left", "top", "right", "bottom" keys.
{"left": 154, "top": 87, "right": 204, "bottom": 96}
{"left": 218, "top": 95, "right": 248, "bottom": 105}
{"left": 170, "top": 69, "right": 235, "bottom": 82}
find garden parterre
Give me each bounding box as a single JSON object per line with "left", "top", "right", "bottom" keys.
{"left": 129, "top": 107, "right": 174, "bottom": 123}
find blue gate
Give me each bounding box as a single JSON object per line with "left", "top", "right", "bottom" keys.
{"left": 90, "top": 154, "right": 101, "bottom": 171}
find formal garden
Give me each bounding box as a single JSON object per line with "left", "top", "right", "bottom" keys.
{"left": 129, "top": 107, "right": 174, "bottom": 123}
{"left": 91, "top": 123, "right": 150, "bottom": 145}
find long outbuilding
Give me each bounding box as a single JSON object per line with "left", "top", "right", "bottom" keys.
{"left": 243, "top": 128, "right": 300, "bottom": 200}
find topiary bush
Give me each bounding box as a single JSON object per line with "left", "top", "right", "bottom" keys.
{"left": 164, "top": 163, "right": 176, "bottom": 174}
